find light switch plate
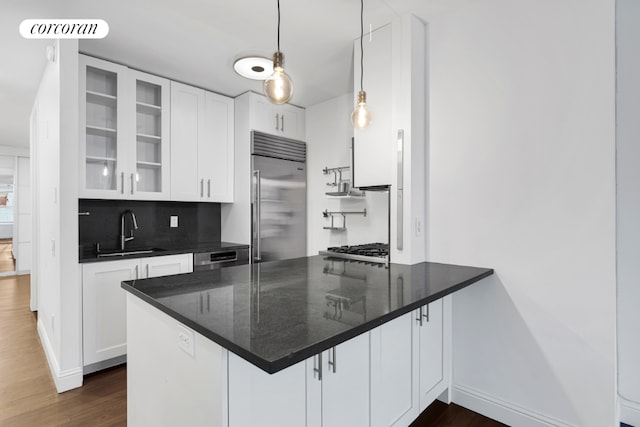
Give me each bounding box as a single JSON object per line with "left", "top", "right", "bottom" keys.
{"left": 177, "top": 325, "right": 194, "bottom": 357}
{"left": 170, "top": 216, "right": 178, "bottom": 228}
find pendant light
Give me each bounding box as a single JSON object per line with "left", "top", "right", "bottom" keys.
{"left": 264, "top": 0, "right": 293, "bottom": 104}
{"left": 352, "top": 0, "right": 371, "bottom": 128}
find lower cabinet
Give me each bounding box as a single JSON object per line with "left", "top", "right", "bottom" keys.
{"left": 134, "top": 295, "right": 446, "bottom": 426}
{"left": 370, "top": 299, "right": 446, "bottom": 427}
{"left": 418, "top": 298, "right": 446, "bottom": 411}
{"left": 370, "top": 310, "right": 420, "bottom": 427}
{"left": 228, "top": 332, "right": 370, "bottom": 427}
{"left": 82, "top": 253, "right": 193, "bottom": 368}
{"left": 306, "top": 332, "right": 370, "bottom": 427}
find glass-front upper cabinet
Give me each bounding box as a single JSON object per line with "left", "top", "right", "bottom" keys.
{"left": 132, "top": 70, "right": 170, "bottom": 199}
{"left": 79, "top": 55, "right": 170, "bottom": 200}
{"left": 80, "top": 56, "right": 127, "bottom": 198}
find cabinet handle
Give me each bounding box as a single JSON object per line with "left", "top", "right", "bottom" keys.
{"left": 130, "top": 173, "right": 135, "bottom": 195}
{"left": 146, "top": 264, "right": 149, "bottom": 278}
{"left": 422, "top": 304, "right": 430, "bottom": 322}
{"left": 207, "top": 179, "right": 211, "bottom": 198}
{"left": 207, "top": 293, "right": 210, "bottom": 312}
{"left": 313, "top": 353, "right": 323, "bottom": 381}
{"left": 200, "top": 179, "right": 204, "bottom": 197}
{"left": 199, "top": 294, "right": 203, "bottom": 314}
{"left": 328, "top": 347, "right": 337, "bottom": 373}
{"left": 275, "top": 113, "right": 280, "bottom": 131}
{"left": 134, "top": 265, "right": 139, "bottom": 280}
{"left": 281, "top": 114, "right": 285, "bottom": 132}
{"left": 416, "top": 307, "right": 423, "bottom": 327}
{"left": 121, "top": 172, "right": 124, "bottom": 194}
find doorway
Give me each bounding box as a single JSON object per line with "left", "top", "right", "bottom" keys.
{"left": 0, "top": 156, "right": 16, "bottom": 274}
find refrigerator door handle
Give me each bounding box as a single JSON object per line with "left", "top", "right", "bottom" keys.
{"left": 253, "top": 170, "right": 262, "bottom": 262}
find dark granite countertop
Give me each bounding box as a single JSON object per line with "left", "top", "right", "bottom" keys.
{"left": 79, "top": 241, "right": 249, "bottom": 263}
{"left": 121, "top": 255, "right": 493, "bottom": 373}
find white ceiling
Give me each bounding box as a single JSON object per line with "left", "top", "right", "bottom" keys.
{"left": 1, "top": 0, "right": 469, "bottom": 148}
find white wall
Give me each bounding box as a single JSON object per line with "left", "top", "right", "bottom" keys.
{"left": 616, "top": 0, "right": 640, "bottom": 424}
{"left": 305, "top": 93, "right": 388, "bottom": 256}
{"left": 427, "top": 1, "right": 616, "bottom": 426}
{"left": 33, "top": 39, "right": 82, "bottom": 392}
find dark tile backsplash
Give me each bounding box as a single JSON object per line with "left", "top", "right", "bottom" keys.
{"left": 79, "top": 199, "right": 221, "bottom": 252}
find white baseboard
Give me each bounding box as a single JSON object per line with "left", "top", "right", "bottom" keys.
{"left": 452, "top": 384, "right": 577, "bottom": 427}
{"left": 37, "top": 319, "right": 83, "bottom": 393}
{"left": 620, "top": 397, "right": 640, "bottom": 426}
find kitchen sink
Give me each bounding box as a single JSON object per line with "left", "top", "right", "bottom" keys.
{"left": 97, "top": 247, "right": 168, "bottom": 258}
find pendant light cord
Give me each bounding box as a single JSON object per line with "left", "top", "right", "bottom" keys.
{"left": 359, "top": 0, "right": 364, "bottom": 92}
{"left": 277, "top": 0, "right": 281, "bottom": 52}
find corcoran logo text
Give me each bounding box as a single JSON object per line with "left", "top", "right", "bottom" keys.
{"left": 19, "top": 19, "right": 109, "bottom": 39}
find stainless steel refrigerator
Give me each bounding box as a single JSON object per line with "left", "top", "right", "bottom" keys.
{"left": 251, "top": 131, "right": 306, "bottom": 263}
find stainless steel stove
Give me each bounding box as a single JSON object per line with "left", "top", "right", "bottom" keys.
{"left": 319, "top": 243, "right": 389, "bottom": 264}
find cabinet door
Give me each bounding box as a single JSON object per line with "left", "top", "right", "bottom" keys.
{"left": 200, "top": 92, "right": 234, "bottom": 202}
{"left": 418, "top": 299, "right": 445, "bottom": 411}
{"left": 278, "top": 104, "right": 305, "bottom": 140}
{"left": 228, "top": 353, "right": 307, "bottom": 427}
{"left": 170, "top": 82, "right": 203, "bottom": 202}
{"left": 79, "top": 55, "right": 131, "bottom": 199}
{"left": 322, "top": 333, "right": 370, "bottom": 427}
{"left": 370, "top": 310, "right": 420, "bottom": 427}
{"left": 252, "top": 95, "right": 282, "bottom": 136}
{"left": 130, "top": 70, "right": 171, "bottom": 200}
{"left": 251, "top": 94, "right": 305, "bottom": 140}
{"left": 82, "top": 259, "right": 140, "bottom": 365}
{"left": 142, "top": 253, "right": 193, "bottom": 278}
{"left": 352, "top": 23, "right": 393, "bottom": 188}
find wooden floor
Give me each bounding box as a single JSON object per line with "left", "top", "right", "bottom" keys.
{"left": 0, "top": 274, "right": 506, "bottom": 427}
{"left": 0, "top": 275, "right": 126, "bottom": 426}
{"left": 0, "top": 238, "right": 16, "bottom": 273}
{"left": 411, "top": 400, "right": 508, "bottom": 427}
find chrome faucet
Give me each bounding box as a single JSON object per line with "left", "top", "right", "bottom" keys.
{"left": 120, "top": 210, "right": 139, "bottom": 250}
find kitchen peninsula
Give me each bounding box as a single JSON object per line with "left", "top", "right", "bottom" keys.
{"left": 122, "top": 256, "right": 493, "bottom": 427}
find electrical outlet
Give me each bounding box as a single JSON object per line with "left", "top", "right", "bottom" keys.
{"left": 170, "top": 216, "right": 178, "bottom": 228}
{"left": 177, "top": 325, "right": 194, "bottom": 356}
{"left": 415, "top": 217, "right": 423, "bottom": 237}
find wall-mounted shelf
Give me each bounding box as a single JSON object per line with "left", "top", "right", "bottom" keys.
{"left": 323, "top": 165, "right": 365, "bottom": 197}
{"left": 322, "top": 208, "right": 367, "bottom": 231}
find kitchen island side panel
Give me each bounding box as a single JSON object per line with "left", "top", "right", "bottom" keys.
{"left": 127, "top": 294, "right": 227, "bottom": 427}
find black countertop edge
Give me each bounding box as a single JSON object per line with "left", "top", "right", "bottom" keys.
{"left": 122, "top": 266, "right": 494, "bottom": 374}
{"left": 79, "top": 241, "right": 249, "bottom": 264}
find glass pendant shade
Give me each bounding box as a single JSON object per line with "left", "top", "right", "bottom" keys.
{"left": 352, "top": 91, "right": 372, "bottom": 128}
{"left": 264, "top": 52, "right": 293, "bottom": 104}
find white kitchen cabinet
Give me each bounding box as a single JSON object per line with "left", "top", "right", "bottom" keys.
{"left": 144, "top": 253, "right": 193, "bottom": 279}
{"left": 417, "top": 299, "right": 446, "bottom": 411}
{"left": 352, "top": 23, "right": 393, "bottom": 188}
{"left": 130, "top": 69, "right": 171, "bottom": 199}
{"left": 251, "top": 93, "right": 305, "bottom": 140}
{"left": 370, "top": 309, "right": 420, "bottom": 427}
{"left": 79, "top": 55, "right": 129, "bottom": 199}
{"left": 82, "top": 253, "right": 193, "bottom": 368}
{"left": 170, "top": 82, "right": 234, "bottom": 202}
{"left": 228, "top": 353, "right": 307, "bottom": 427}
{"left": 83, "top": 258, "right": 139, "bottom": 366}
{"left": 79, "top": 55, "right": 171, "bottom": 200}
{"left": 306, "top": 332, "right": 370, "bottom": 427}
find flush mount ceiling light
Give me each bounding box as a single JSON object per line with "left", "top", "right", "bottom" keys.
{"left": 352, "top": 0, "right": 372, "bottom": 129}
{"left": 264, "top": 0, "right": 293, "bottom": 104}
{"left": 233, "top": 56, "right": 274, "bottom": 80}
